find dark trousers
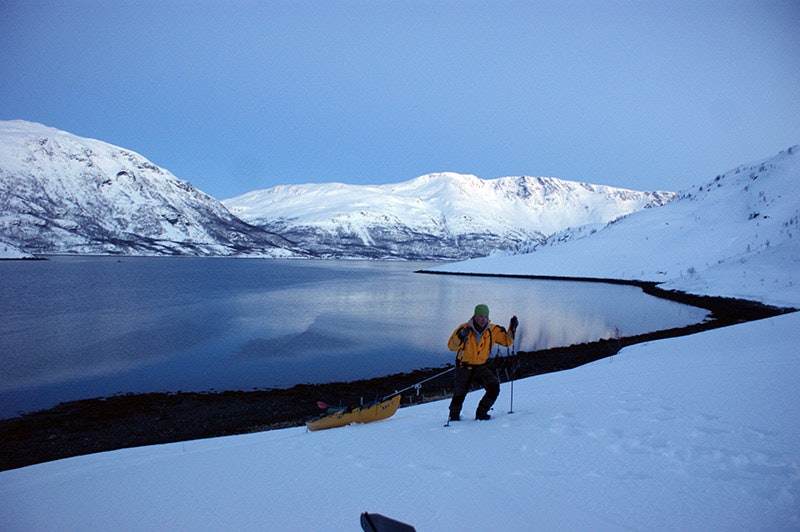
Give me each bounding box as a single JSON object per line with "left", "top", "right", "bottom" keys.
{"left": 449, "top": 364, "right": 500, "bottom": 418}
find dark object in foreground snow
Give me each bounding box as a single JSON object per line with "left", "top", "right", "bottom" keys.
{"left": 361, "top": 511, "right": 416, "bottom": 532}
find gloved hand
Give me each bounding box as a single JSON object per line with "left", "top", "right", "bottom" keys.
{"left": 509, "top": 316, "right": 518, "bottom": 334}
{"left": 457, "top": 327, "right": 470, "bottom": 341}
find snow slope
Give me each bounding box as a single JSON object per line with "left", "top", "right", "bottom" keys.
{"left": 223, "top": 173, "right": 674, "bottom": 259}
{"left": 0, "top": 240, "right": 33, "bottom": 259}
{"left": 436, "top": 146, "right": 800, "bottom": 308}
{"left": 1, "top": 148, "right": 798, "bottom": 530}
{"left": 0, "top": 121, "right": 301, "bottom": 257}
{"left": 1, "top": 311, "right": 797, "bottom": 530}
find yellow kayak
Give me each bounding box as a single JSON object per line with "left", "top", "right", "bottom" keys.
{"left": 306, "top": 394, "right": 401, "bottom": 431}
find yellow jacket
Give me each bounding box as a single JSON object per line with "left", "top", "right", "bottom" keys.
{"left": 447, "top": 320, "right": 514, "bottom": 366}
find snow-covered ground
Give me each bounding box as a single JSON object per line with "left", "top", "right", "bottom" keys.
{"left": 1, "top": 147, "right": 799, "bottom": 530}
{"left": 1, "top": 311, "right": 797, "bottom": 530}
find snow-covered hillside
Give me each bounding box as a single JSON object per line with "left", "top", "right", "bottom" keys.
{"left": 437, "top": 146, "right": 800, "bottom": 307}
{"left": 1, "top": 311, "right": 797, "bottom": 530}
{"left": 0, "top": 240, "right": 33, "bottom": 259}
{"left": 0, "top": 121, "right": 302, "bottom": 257}
{"left": 2, "top": 148, "right": 799, "bottom": 530}
{"left": 223, "top": 173, "right": 674, "bottom": 260}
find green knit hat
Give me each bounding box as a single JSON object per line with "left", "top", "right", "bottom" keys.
{"left": 474, "top": 304, "right": 490, "bottom": 317}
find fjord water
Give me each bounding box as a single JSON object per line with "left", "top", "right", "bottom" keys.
{"left": 0, "top": 257, "right": 708, "bottom": 417}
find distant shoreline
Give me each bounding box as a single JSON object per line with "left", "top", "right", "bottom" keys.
{"left": 416, "top": 269, "right": 792, "bottom": 323}
{"left": 1, "top": 276, "right": 793, "bottom": 472}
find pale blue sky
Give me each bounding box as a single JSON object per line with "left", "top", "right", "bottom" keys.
{"left": 2, "top": 0, "right": 798, "bottom": 199}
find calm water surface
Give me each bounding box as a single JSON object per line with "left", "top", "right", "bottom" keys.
{"left": 0, "top": 257, "right": 709, "bottom": 417}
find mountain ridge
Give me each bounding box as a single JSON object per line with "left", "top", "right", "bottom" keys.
{"left": 0, "top": 120, "right": 304, "bottom": 257}
{"left": 1, "top": 120, "right": 675, "bottom": 260}
{"left": 223, "top": 172, "right": 675, "bottom": 260}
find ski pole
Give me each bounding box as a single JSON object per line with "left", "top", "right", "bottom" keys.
{"left": 508, "top": 350, "right": 517, "bottom": 414}
{"left": 508, "top": 322, "right": 519, "bottom": 414}
{"left": 509, "top": 375, "right": 515, "bottom": 414}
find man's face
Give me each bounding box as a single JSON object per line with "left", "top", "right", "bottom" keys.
{"left": 474, "top": 314, "right": 489, "bottom": 328}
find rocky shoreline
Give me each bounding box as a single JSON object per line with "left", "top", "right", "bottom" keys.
{"left": 1, "top": 281, "right": 792, "bottom": 472}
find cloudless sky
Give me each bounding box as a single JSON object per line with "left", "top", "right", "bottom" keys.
{"left": 1, "top": 0, "right": 798, "bottom": 199}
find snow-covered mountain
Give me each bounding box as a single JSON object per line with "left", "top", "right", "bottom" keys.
{"left": 3, "top": 146, "right": 799, "bottom": 529}
{"left": 223, "top": 174, "right": 675, "bottom": 260}
{"left": 0, "top": 120, "right": 673, "bottom": 260}
{"left": 438, "top": 146, "right": 800, "bottom": 307}
{"left": 0, "top": 121, "right": 303, "bottom": 257}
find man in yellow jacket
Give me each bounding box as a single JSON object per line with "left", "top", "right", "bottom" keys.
{"left": 447, "top": 304, "right": 518, "bottom": 421}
